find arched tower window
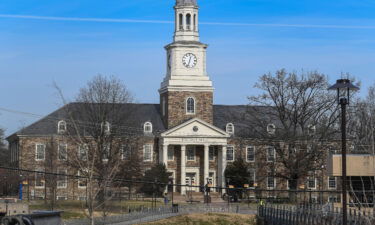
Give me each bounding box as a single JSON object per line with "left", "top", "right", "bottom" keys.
{"left": 186, "top": 14, "right": 191, "bottom": 30}
{"left": 179, "top": 14, "right": 183, "bottom": 30}
{"left": 186, "top": 97, "right": 195, "bottom": 114}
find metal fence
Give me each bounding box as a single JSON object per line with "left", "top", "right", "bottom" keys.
{"left": 64, "top": 204, "right": 249, "bottom": 225}
{"left": 258, "top": 204, "right": 375, "bottom": 225}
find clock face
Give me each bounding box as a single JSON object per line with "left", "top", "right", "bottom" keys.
{"left": 182, "top": 53, "right": 197, "bottom": 68}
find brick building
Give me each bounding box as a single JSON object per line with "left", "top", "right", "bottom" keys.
{"left": 6, "top": 0, "right": 347, "bottom": 202}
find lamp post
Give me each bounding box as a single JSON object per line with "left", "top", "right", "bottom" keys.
{"left": 328, "top": 78, "right": 359, "bottom": 225}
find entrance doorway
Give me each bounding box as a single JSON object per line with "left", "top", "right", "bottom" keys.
{"left": 186, "top": 173, "right": 198, "bottom": 192}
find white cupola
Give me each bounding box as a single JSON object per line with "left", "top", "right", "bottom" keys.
{"left": 174, "top": 0, "right": 199, "bottom": 42}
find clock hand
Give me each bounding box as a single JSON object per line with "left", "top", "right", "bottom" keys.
{"left": 188, "top": 56, "right": 192, "bottom": 67}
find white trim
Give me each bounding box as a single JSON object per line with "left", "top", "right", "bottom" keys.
{"left": 307, "top": 177, "right": 317, "bottom": 190}
{"left": 57, "top": 120, "right": 67, "bottom": 133}
{"left": 209, "top": 146, "right": 215, "bottom": 161}
{"left": 35, "top": 143, "right": 45, "bottom": 161}
{"left": 144, "top": 122, "right": 153, "bottom": 134}
{"left": 246, "top": 146, "right": 255, "bottom": 162}
{"left": 57, "top": 169, "right": 68, "bottom": 189}
{"left": 78, "top": 145, "right": 88, "bottom": 161}
{"left": 267, "top": 124, "right": 276, "bottom": 134}
{"left": 167, "top": 146, "right": 174, "bottom": 161}
{"left": 226, "top": 123, "right": 234, "bottom": 134}
{"left": 267, "top": 146, "right": 276, "bottom": 162}
{"left": 77, "top": 171, "right": 87, "bottom": 189}
{"left": 161, "top": 118, "right": 230, "bottom": 138}
{"left": 328, "top": 176, "right": 337, "bottom": 190}
{"left": 143, "top": 144, "right": 153, "bottom": 162}
{"left": 35, "top": 169, "right": 45, "bottom": 189}
{"left": 186, "top": 97, "right": 196, "bottom": 115}
{"left": 186, "top": 146, "right": 196, "bottom": 161}
{"left": 226, "top": 145, "right": 235, "bottom": 162}
{"left": 103, "top": 121, "right": 111, "bottom": 134}
{"left": 58, "top": 143, "right": 68, "bottom": 161}
{"left": 267, "top": 177, "right": 276, "bottom": 189}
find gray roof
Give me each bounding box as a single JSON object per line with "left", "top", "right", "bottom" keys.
{"left": 7, "top": 103, "right": 278, "bottom": 139}
{"left": 176, "top": 0, "right": 197, "bottom": 6}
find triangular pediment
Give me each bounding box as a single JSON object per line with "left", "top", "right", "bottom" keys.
{"left": 161, "top": 118, "right": 230, "bottom": 138}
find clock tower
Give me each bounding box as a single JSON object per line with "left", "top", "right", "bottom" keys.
{"left": 160, "top": 0, "right": 214, "bottom": 129}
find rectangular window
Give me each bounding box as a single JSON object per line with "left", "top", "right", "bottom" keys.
{"left": 103, "top": 145, "right": 110, "bottom": 161}
{"left": 308, "top": 177, "right": 316, "bottom": 189}
{"left": 143, "top": 144, "right": 153, "bottom": 161}
{"left": 58, "top": 144, "right": 67, "bottom": 161}
{"left": 35, "top": 144, "right": 45, "bottom": 161}
{"left": 267, "top": 177, "right": 275, "bottom": 189}
{"left": 57, "top": 169, "right": 67, "bottom": 188}
{"left": 267, "top": 146, "right": 275, "bottom": 162}
{"left": 246, "top": 146, "right": 255, "bottom": 162}
{"left": 78, "top": 145, "right": 88, "bottom": 161}
{"left": 209, "top": 146, "right": 215, "bottom": 161}
{"left": 186, "top": 146, "right": 195, "bottom": 161}
{"left": 167, "top": 147, "right": 174, "bottom": 161}
{"left": 78, "top": 171, "right": 87, "bottom": 188}
{"left": 35, "top": 169, "right": 45, "bottom": 188}
{"left": 226, "top": 146, "right": 234, "bottom": 161}
{"left": 328, "top": 177, "right": 336, "bottom": 189}
{"left": 249, "top": 169, "right": 256, "bottom": 187}
{"left": 122, "top": 145, "right": 131, "bottom": 160}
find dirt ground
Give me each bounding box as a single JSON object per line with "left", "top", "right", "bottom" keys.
{"left": 142, "top": 213, "right": 257, "bottom": 225}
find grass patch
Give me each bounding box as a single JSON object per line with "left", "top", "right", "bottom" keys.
{"left": 142, "top": 213, "right": 256, "bottom": 225}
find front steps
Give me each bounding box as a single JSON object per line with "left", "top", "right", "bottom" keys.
{"left": 168, "top": 192, "right": 225, "bottom": 203}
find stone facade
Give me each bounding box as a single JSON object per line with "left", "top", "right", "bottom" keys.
{"left": 161, "top": 91, "right": 213, "bottom": 128}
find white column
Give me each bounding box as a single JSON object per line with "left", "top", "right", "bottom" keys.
{"left": 204, "top": 144, "right": 209, "bottom": 186}
{"left": 181, "top": 145, "right": 186, "bottom": 195}
{"left": 163, "top": 144, "right": 168, "bottom": 168}
{"left": 221, "top": 145, "right": 227, "bottom": 190}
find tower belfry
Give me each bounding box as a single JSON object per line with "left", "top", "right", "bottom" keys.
{"left": 174, "top": 0, "right": 199, "bottom": 42}
{"left": 159, "top": 0, "right": 213, "bottom": 128}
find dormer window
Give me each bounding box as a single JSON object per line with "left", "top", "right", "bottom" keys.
{"left": 144, "top": 122, "right": 153, "bottom": 134}
{"left": 58, "top": 120, "right": 66, "bottom": 133}
{"left": 102, "top": 121, "right": 110, "bottom": 134}
{"left": 186, "top": 97, "right": 195, "bottom": 114}
{"left": 226, "top": 123, "right": 234, "bottom": 134}
{"left": 308, "top": 124, "right": 316, "bottom": 135}
{"left": 267, "top": 124, "right": 276, "bottom": 134}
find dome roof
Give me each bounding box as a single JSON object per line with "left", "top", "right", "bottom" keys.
{"left": 176, "top": 0, "right": 197, "bottom": 6}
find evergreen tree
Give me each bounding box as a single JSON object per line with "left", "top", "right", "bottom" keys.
{"left": 140, "top": 164, "right": 169, "bottom": 197}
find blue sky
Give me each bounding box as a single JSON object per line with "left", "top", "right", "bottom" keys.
{"left": 1, "top": 0, "right": 375, "bottom": 136}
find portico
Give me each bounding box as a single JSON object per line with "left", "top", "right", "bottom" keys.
{"left": 160, "top": 118, "right": 229, "bottom": 194}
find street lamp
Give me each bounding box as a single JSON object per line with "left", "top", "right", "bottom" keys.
{"left": 328, "top": 78, "right": 359, "bottom": 225}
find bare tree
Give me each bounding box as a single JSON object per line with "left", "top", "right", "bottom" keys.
{"left": 247, "top": 70, "right": 340, "bottom": 198}
{"left": 55, "top": 75, "right": 141, "bottom": 225}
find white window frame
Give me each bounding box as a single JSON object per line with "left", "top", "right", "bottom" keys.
{"left": 35, "top": 169, "right": 45, "bottom": 189}
{"left": 35, "top": 144, "right": 45, "bottom": 161}
{"left": 186, "top": 97, "right": 196, "bottom": 115}
{"left": 57, "top": 120, "right": 67, "bottom": 133}
{"left": 167, "top": 147, "right": 174, "bottom": 161}
{"left": 102, "top": 145, "right": 110, "bottom": 162}
{"left": 57, "top": 169, "right": 67, "bottom": 189}
{"left": 121, "top": 145, "right": 131, "bottom": 160}
{"left": 308, "top": 177, "right": 317, "bottom": 190}
{"left": 267, "top": 124, "right": 276, "bottom": 134}
{"left": 267, "top": 177, "right": 276, "bottom": 189}
{"left": 78, "top": 145, "right": 88, "bottom": 161}
{"left": 58, "top": 143, "right": 68, "bottom": 161}
{"left": 328, "top": 176, "right": 337, "bottom": 190}
{"left": 246, "top": 146, "right": 255, "bottom": 162}
{"left": 248, "top": 169, "right": 256, "bottom": 188}
{"left": 102, "top": 121, "right": 111, "bottom": 134}
{"left": 209, "top": 146, "right": 215, "bottom": 161}
{"left": 78, "top": 171, "right": 87, "bottom": 189}
{"left": 143, "top": 144, "right": 153, "bottom": 162}
{"left": 144, "top": 122, "right": 153, "bottom": 134}
{"left": 56, "top": 196, "right": 67, "bottom": 200}
{"left": 267, "top": 146, "right": 275, "bottom": 162}
{"left": 226, "top": 123, "right": 234, "bottom": 134}
{"left": 186, "top": 146, "right": 196, "bottom": 161}
{"left": 226, "top": 146, "right": 235, "bottom": 162}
